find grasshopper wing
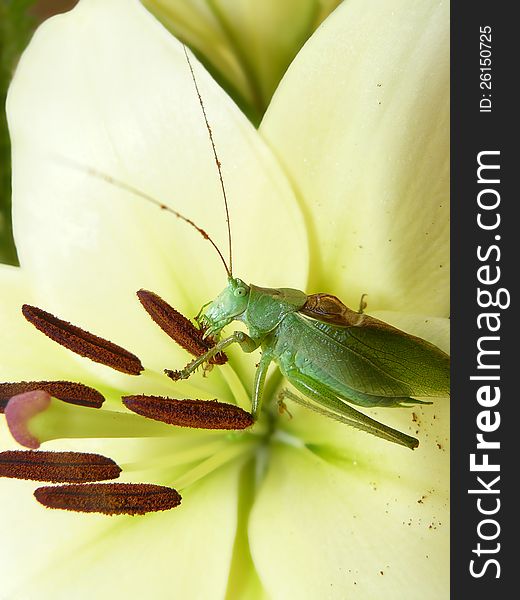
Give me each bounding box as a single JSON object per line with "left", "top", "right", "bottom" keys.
{"left": 298, "top": 295, "right": 449, "bottom": 400}
{"left": 339, "top": 317, "right": 450, "bottom": 397}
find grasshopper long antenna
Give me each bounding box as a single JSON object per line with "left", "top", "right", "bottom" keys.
{"left": 183, "top": 46, "right": 233, "bottom": 278}
{"left": 55, "top": 156, "right": 232, "bottom": 277}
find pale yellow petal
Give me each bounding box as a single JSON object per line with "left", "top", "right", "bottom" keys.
{"left": 250, "top": 440, "right": 448, "bottom": 599}
{"left": 261, "top": 0, "right": 449, "bottom": 316}
{"left": 0, "top": 452, "right": 243, "bottom": 600}
{"left": 7, "top": 0, "right": 307, "bottom": 391}
{"left": 0, "top": 264, "right": 90, "bottom": 380}
{"left": 254, "top": 313, "right": 450, "bottom": 596}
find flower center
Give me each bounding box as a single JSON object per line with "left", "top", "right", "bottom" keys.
{"left": 0, "top": 292, "right": 286, "bottom": 515}
{"left": 0, "top": 291, "right": 264, "bottom": 511}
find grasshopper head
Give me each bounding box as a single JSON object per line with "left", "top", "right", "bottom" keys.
{"left": 197, "top": 277, "right": 250, "bottom": 339}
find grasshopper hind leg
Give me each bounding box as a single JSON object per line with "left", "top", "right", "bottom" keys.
{"left": 280, "top": 370, "right": 419, "bottom": 450}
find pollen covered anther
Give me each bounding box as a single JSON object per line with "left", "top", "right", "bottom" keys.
{"left": 22, "top": 304, "right": 144, "bottom": 375}
{"left": 34, "top": 482, "right": 182, "bottom": 515}
{"left": 137, "top": 290, "right": 227, "bottom": 365}
{"left": 0, "top": 381, "right": 105, "bottom": 412}
{"left": 122, "top": 395, "right": 254, "bottom": 430}
{"left": 0, "top": 450, "right": 121, "bottom": 482}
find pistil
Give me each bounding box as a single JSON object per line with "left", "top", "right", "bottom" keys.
{"left": 4, "top": 391, "right": 183, "bottom": 448}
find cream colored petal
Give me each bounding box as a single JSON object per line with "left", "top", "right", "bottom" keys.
{"left": 7, "top": 0, "right": 307, "bottom": 390}
{"left": 0, "top": 264, "right": 223, "bottom": 403}
{"left": 0, "top": 264, "right": 90, "bottom": 381}
{"left": 252, "top": 314, "right": 450, "bottom": 597}
{"left": 0, "top": 445, "right": 243, "bottom": 600}
{"left": 261, "top": 0, "right": 449, "bottom": 316}
{"left": 250, "top": 439, "right": 448, "bottom": 600}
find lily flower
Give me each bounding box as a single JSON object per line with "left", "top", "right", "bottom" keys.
{"left": 0, "top": 0, "right": 449, "bottom": 598}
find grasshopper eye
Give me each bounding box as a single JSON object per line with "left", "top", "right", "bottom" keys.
{"left": 234, "top": 287, "right": 247, "bottom": 298}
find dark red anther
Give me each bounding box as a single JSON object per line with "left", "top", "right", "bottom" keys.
{"left": 122, "top": 395, "right": 253, "bottom": 430}
{"left": 137, "top": 290, "right": 227, "bottom": 365}
{"left": 22, "top": 304, "right": 144, "bottom": 375}
{"left": 34, "top": 482, "right": 182, "bottom": 515}
{"left": 0, "top": 450, "right": 121, "bottom": 482}
{"left": 0, "top": 381, "right": 104, "bottom": 413}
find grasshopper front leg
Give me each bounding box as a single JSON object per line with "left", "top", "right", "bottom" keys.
{"left": 165, "top": 331, "right": 260, "bottom": 381}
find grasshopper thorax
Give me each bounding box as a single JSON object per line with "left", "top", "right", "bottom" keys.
{"left": 197, "top": 277, "right": 250, "bottom": 339}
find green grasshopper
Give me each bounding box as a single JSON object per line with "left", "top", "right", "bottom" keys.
{"left": 167, "top": 276, "right": 449, "bottom": 450}
{"left": 75, "top": 48, "right": 449, "bottom": 451}
{"left": 162, "top": 49, "right": 450, "bottom": 450}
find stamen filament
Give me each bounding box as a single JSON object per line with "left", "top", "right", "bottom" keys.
{"left": 174, "top": 440, "right": 256, "bottom": 490}
{"left": 218, "top": 364, "right": 251, "bottom": 412}
{"left": 120, "top": 438, "right": 229, "bottom": 472}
